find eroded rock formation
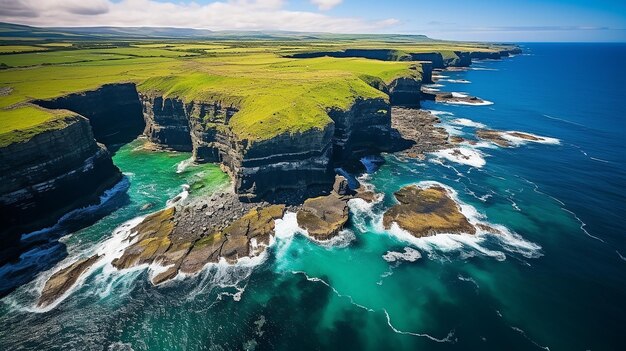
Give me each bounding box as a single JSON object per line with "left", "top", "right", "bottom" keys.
{"left": 383, "top": 185, "right": 475, "bottom": 237}
{"left": 0, "top": 114, "right": 122, "bottom": 248}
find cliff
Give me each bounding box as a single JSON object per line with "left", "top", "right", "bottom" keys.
{"left": 34, "top": 83, "right": 145, "bottom": 146}
{"left": 139, "top": 92, "right": 393, "bottom": 200}
{"left": 0, "top": 113, "right": 122, "bottom": 247}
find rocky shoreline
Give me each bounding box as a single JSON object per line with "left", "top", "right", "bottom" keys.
{"left": 30, "top": 45, "right": 524, "bottom": 306}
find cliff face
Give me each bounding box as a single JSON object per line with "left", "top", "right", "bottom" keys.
{"left": 35, "top": 83, "right": 144, "bottom": 146}
{"left": 388, "top": 77, "right": 422, "bottom": 107}
{"left": 470, "top": 48, "right": 521, "bottom": 60}
{"left": 411, "top": 53, "right": 445, "bottom": 69}
{"left": 0, "top": 115, "right": 122, "bottom": 243}
{"left": 289, "top": 49, "right": 411, "bottom": 61}
{"left": 139, "top": 93, "right": 393, "bottom": 200}
{"left": 447, "top": 51, "right": 472, "bottom": 67}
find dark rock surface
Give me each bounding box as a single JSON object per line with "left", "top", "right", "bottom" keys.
{"left": 35, "top": 83, "right": 145, "bottom": 147}
{"left": 0, "top": 114, "right": 122, "bottom": 251}
{"left": 390, "top": 107, "right": 450, "bottom": 159}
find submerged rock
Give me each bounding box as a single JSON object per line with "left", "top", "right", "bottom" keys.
{"left": 476, "top": 129, "right": 512, "bottom": 147}
{"left": 38, "top": 254, "right": 101, "bottom": 307}
{"left": 476, "top": 129, "right": 546, "bottom": 148}
{"left": 383, "top": 185, "right": 475, "bottom": 238}
{"left": 296, "top": 193, "right": 349, "bottom": 240}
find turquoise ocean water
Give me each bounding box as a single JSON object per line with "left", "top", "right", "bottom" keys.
{"left": 1, "top": 43, "right": 625, "bottom": 350}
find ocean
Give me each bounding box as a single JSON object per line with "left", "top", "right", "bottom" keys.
{"left": 1, "top": 43, "right": 625, "bottom": 350}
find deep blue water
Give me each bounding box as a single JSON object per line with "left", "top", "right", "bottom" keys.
{"left": 1, "top": 43, "right": 625, "bottom": 350}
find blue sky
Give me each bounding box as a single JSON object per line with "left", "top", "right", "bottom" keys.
{"left": 1, "top": 0, "right": 625, "bottom": 41}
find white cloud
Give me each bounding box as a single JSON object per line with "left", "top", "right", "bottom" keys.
{"left": 310, "top": 0, "right": 342, "bottom": 11}
{"left": 0, "top": 0, "right": 396, "bottom": 33}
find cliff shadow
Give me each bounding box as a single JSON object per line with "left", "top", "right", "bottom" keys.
{"left": 0, "top": 177, "right": 131, "bottom": 299}
{"left": 34, "top": 83, "right": 145, "bottom": 152}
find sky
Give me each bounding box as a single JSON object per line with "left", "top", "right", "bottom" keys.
{"left": 1, "top": 0, "right": 625, "bottom": 42}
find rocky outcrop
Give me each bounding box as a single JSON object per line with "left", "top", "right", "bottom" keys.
{"left": 390, "top": 108, "right": 450, "bottom": 159}
{"left": 476, "top": 129, "right": 545, "bottom": 147}
{"left": 111, "top": 203, "right": 286, "bottom": 284}
{"left": 383, "top": 185, "right": 475, "bottom": 237}
{"left": 296, "top": 193, "right": 349, "bottom": 240}
{"left": 34, "top": 83, "right": 144, "bottom": 146}
{"left": 0, "top": 114, "right": 122, "bottom": 247}
{"left": 420, "top": 90, "right": 488, "bottom": 105}
{"left": 38, "top": 254, "right": 101, "bottom": 307}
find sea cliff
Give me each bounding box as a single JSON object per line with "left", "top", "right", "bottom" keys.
{"left": 0, "top": 113, "right": 121, "bottom": 254}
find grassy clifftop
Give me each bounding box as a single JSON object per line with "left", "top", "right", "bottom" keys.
{"left": 0, "top": 105, "right": 78, "bottom": 147}
{"left": 0, "top": 30, "right": 514, "bottom": 144}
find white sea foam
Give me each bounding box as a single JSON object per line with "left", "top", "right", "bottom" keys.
{"left": 293, "top": 270, "right": 455, "bottom": 342}
{"left": 451, "top": 118, "right": 485, "bottom": 128}
{"left": 382, "top": 247, "right": 421, "bottom": 263}
{"left": 443, "top": 99, "right": 494, "bottom": 106}
{"left": 21, "top": 178, "right": 130, "bottom": 242}
{"left": 441, "top": 79, "right": 471, "bottom": 83}
{"left": 431, "top": 147, "right": 487, "bottom": 168}
{"left": 457, "top": 274, "right": 480, "bottom": 291}
{"left": 451, "top": 92, "right": 469, "bottom": 98}
{"left": 439, "top": 123, "right": 464, "bottom": 137}
{"left": 176, "top": 157, "right": 194, "bottom": 173}
{"left": 499, "top": 131, "right": 560, "bottom": 146}
{"left": 426, "top": 109, "right": 454, "bottom": 117}
{"left": 423, "top": 83, "right": 444, "bottom": 88}
{"left": 26, "top": 215, "right": 146, "bottom": 312}
{"left": 166, "top": 184, "right": 190, "bottom": 207}
{"left": 381, "top": 181, "right": 542, "bottom": 261}
{"left": 470, "top": 67, "right": 499, "bottom": 71}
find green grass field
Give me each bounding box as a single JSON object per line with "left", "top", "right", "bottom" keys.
{"left": 0, "top": 26, "right": 514, "bottom": 144}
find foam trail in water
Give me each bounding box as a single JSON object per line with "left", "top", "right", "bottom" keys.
{"left": 382, "top": 247, "right": 421, "bottom": 263}
{"left": 457, "top": 274, "right": 480, "bottom": 291}
{"left": 616, "top": 250, "right": 626, "bottom": 262}
{"left": 443, "top": 99, "right": 494, "bottom": 106}
{"left": 23, "top": 215, "right": 146, "bottom": 313}
{"left": 431, "top": 147, "right": 487, "bottom": 168}
{"left": 292, "top": 271, "right": 455, "bottom": 343}
{"left": 21, "top": 178, "right": 130, "bottom": 242}
{"left": 541, "top": 114, "right": 586, "bottom": 127}
{"left": 511, "top": 327, "right": 551, "bottom": 350}
{"left": 450, "top": 118, "right": 486, "bottom": 128}
{"left": 441, "top": 79, "right": 471, "bottom": 84}
{"left": 176, "top": 157, "right": 194, "bottom": 173}
{"left": 383, "top": 310, "right": 457, "bottom": 343}
{"left": 518, "top": 176, "right": 605, "bottom": 243}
